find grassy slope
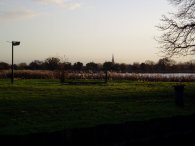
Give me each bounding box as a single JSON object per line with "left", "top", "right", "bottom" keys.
{"left": 0, "top": 79, "right": 195, "bottom": 135}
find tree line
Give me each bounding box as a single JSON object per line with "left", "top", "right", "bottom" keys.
{"left": 0, "top": 57, "right": 194, "bottom": 73}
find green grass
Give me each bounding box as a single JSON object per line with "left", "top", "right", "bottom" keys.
{"left": 0, "top": 79, "right": 195, "bottom": 135}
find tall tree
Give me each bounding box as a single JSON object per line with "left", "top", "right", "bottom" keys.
{"left": 17, "top": 63, "right": 28, "bottom": 70}
{"left": 44, "top": 57, "right": 60, "bottom": 70}
{"left": 73, "top": 62, "right": 83, "bottom": 71}
{"left": 157, "top": 0, "right": 195, "bottom": 57}
{"left": 86, "top": 62, "right": 98, "bottom": 71}
{"left": 29, "top": 60, "right": 44, "bottom": 70}
{"left": 103, "top": 62, "right": 113, "bottom": 71}
{"left": 0, "top": 62, "right": 10, "bottom": 70}
{"left": 157, "top": 57, "right": 176, "bottom": 72}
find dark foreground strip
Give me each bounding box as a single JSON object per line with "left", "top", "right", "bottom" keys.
{"left": 1, "top": 114, "right": 195, "bottom": 146}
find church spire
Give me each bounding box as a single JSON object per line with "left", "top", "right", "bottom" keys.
{"left": 112, "top": 54, "right": 114, "bottom": 64}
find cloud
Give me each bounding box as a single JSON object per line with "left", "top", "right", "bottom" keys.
{"left": 33, "top": 0, "right": 81, "bottom": 10}
{"left": 0, "top": 9, "right": 38, "bottom": 19}
{"left": 0, "top": 0, "right": 81, "bottom": 20}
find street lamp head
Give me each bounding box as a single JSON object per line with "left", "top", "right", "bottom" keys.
{"left": 12, "top": 41, "right": 20, "bottom": 46}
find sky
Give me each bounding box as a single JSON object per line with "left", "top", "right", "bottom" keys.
{"left": 0, "top": 0, "right": 194, "bottom": 64}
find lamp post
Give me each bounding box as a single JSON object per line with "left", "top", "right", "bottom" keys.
{"left": 11, "top": 41, "right": 20, "bottom": 84}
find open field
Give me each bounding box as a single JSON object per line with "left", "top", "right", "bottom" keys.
{"left": 0, "top": 79, "right": 195, "bottom": 136}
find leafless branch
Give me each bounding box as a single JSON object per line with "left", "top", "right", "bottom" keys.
{"left": 157, "top": 0, "right": 195, "bottom": 57}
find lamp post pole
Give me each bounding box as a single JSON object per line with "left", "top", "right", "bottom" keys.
{"left": 11, "top": 42, "right": 14, "bottom": 84}
{"left": 10, "top": 41, "right": 20, "bottom": 84}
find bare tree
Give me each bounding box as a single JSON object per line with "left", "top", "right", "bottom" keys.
{"left": 157, "top": 0, "right": 195, "bottom": 57}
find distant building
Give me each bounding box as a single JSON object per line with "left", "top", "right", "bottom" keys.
{"left": 112, "top": 54, "right": 115, "bottom": 64}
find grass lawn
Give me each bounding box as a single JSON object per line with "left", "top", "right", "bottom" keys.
{"left": 0, "top": 79, "right": 195, "bottom": 135}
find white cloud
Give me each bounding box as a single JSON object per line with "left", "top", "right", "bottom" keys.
{"left": 0, "top": 9, "right": 38, "bottom": 19}
{"left": 60, "top": 2, "right": 80, "bottom": 10}
{"left": 33, "top": 0, "right": 81, "bottom": 10}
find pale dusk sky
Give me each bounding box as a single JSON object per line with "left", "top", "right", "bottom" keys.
{"left": 0, "top": 0, "right": 193, "bottom": 64}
